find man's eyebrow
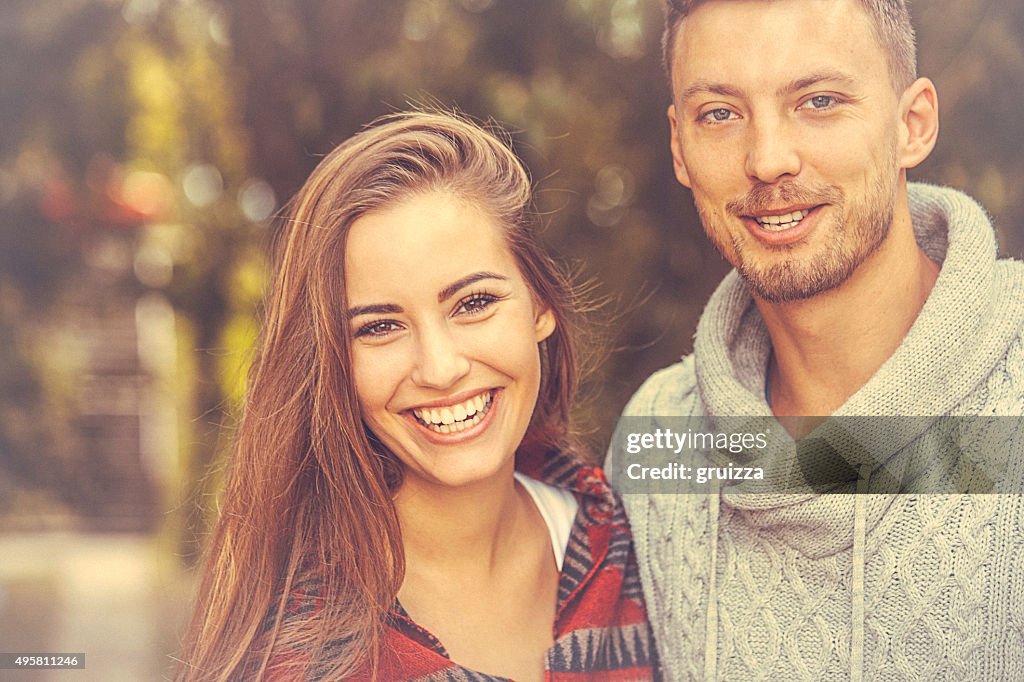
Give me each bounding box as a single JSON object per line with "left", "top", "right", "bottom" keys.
{"left": 779, "top": 70, "right": 858, "bottom": 96}
{"left": 678, "top": 71, "right": 859, "bottom": 105}
{"left": 679, "top": 80, "right": 744, "bottom": 105}
{"left": 438, "top": 271, "right": 508, "bottom": 303}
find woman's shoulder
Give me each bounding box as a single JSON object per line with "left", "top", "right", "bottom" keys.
{"left": 538, "top": 456, "right": 659, "bottom": 678}
{"left": 253, "top": 569, "right": 369, "bottom": 680}
{"left": 516, "top": 444, "right": 618, "bottom": 513}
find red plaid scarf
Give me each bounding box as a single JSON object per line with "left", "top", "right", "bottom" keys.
{"left": 262, "top": 448, "right": 658, "bottom": 681}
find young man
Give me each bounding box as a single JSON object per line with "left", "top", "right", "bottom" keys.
{"left": 618, "top": 0, "right": 1024, "bottom": 679}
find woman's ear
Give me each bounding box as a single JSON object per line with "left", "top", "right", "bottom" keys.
{"left": 534, "top": 307, "right": 556, "bottom": 343}
{"left": 898, "top": 77, "right": 939, "bottom": 170}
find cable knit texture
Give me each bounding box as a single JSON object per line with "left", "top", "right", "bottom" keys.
{"left": 619, "top": 184, "right": 1024, "bottom": 681}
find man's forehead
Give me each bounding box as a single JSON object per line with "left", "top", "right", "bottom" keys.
{"left": 670, "top": 0, "right": 886, "bottom": 97}
{"left": 678, "top": 0, "right": 867, "bottom": 24}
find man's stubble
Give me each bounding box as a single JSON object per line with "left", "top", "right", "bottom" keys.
{"left": 697, "top": 145, "right": 900, "bottom": 304}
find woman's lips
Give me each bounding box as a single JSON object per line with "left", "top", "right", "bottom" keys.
{"left": 404, "top": 389, "right": 500, "bottom": 444}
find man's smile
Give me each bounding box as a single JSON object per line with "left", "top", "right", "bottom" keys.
{"left": 738, "top": 204, "right": 828, "bottom": 246}
{"left": 753, "top": 208, "right": 811, "bottom": 231}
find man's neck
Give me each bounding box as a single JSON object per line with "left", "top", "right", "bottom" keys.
{"left": 759, "top": 197, "right": 941, "bottom": 427}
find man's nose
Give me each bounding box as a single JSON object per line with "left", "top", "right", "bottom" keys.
{"left": 410, "top": 324, "right": 471, "bottom": 390}
{"left": 744, "top": 114, "right": 802, "bottom": 184}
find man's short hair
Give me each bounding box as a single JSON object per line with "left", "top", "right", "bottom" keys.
{"left": 662, "top": 0, "right": 918, "bottom": 93}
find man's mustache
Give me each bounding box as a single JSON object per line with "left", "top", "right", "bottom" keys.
{"left": 726, "top": 181, "right": 844, "bottom": 216}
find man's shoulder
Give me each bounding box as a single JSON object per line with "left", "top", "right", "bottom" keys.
{"left": 993, "top": 256, "right": 1024, "bottom": 361}
{"left": 621, "top": 354, "right": 700, "bottom": 417}
{"left": 995, "top": 256, "right": 1024, "bottom": 294}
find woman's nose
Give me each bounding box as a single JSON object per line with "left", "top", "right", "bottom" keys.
{"left": 410, "top": 325, "right": 471, "bottom": 390}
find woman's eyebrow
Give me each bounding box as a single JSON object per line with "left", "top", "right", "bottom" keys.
{"left": 346, "top": 272, "right": 508, "bottom": 318}
{"left": 347, "top": 302, "right": 402, "bottom": 319}
{"left": 438, "top": 271, "right": 508, "bottom": 303}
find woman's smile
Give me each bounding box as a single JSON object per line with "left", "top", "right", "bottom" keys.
{"left": 407, "top": 388, "right": 497, "bottom": 436}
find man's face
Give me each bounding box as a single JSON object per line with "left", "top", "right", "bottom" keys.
{"left": 668, "top": 0, "right": 905, "bottom": 303}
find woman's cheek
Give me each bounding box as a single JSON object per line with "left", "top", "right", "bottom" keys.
{"left": 352, "top": 343, "right": 406, "bottom": 411}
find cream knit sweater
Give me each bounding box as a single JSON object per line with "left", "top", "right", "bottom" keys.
{"left": 619, "top": 184, "right": 1024, "bottom": 681}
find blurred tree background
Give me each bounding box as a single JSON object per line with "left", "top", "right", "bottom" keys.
{"left": 0, "top": 0, "right": 1021, "bottom": 595}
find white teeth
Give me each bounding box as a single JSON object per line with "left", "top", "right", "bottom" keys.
{"left": 411, "top": 391, "right": 494, "bottom": 433}
{"left": 757, "top": 209, "right": 810, "bottom": 231}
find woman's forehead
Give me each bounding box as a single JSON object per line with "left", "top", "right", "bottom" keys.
{"left": 343, "top": 191, "right": 522, "bottom": 305}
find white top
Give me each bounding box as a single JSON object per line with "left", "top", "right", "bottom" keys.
{"left": 513, "top": 471, "right": 579, "bottom": 571}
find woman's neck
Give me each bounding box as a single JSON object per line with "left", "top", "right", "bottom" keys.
{"left": 393, "top": 465, "right": 533, "bottom": 573}
{"left": 393, "top": 466, "right": 557, "bottom": 682}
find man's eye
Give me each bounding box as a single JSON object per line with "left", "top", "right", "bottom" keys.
{"left": 700, "top": 108, "right": 737, "bottom": 123}
{"left": 455, "top": 292, "right": 500, "bottom": 316}
{"left": 802, "top": 95, "right": 838, "bottom": 110}
{"left": 355, "top": 320, "right": 402, "bottom": 338}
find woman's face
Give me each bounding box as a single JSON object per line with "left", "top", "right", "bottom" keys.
{"left": 345, "top": 191, "right": 555, "bottom": 491}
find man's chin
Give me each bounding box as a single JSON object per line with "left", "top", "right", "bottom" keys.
{"left": 738, "top": 258, "right": 858, "bottom": 304}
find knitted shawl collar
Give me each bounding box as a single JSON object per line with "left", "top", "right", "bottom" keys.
{"left": 694, "top": 182, "right": 1023, "bottom": 419}
{"left": 689, "top": 183, "right": 1024, "bottom": 556}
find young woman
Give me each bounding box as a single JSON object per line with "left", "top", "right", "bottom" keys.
{"left": 177, "top": 112, "right": 656, "bottom": 681}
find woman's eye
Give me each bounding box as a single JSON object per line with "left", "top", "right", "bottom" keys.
{"left": 699, "top": 108, "right": 737, "bottom": 124}
{"left": 354, "top": 319, "right": 402, "bottom": 339}
{"left": 455, "top": 292, "right": 500, "bottom": 316}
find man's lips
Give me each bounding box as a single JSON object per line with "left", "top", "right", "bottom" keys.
{"left": 750, "top": 206, "right": 813, "bottom": 231}
{"left": 740, "top": 204, "right": 826, "bottom": 245}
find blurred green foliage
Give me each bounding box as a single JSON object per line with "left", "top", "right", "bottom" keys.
{"left": 0, "top": 0, "right": 1021, "bottom": 555}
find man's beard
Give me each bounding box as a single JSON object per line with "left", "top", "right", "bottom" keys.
{"left": 698, "top": 159, "right": 898, "bottom": 304}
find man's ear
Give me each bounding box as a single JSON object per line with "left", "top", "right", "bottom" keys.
{"left": 898, "top": 77, "right": 939, "bottom": 169}
{"left": 668, "top": 104, "right": 693, "bottom": 188}
{"left": 534, "top": 307, "right": 556, "bottom": 343}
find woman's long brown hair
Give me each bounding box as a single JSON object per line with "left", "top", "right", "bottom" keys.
{"left": 176, "top": 111, "right": 586, "bottom": 680}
